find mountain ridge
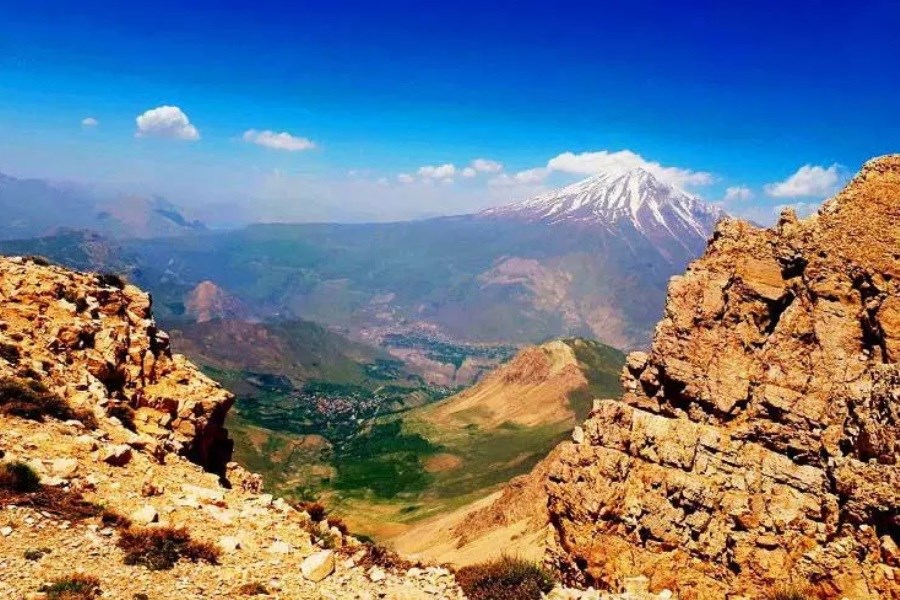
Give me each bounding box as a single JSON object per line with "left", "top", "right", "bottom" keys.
{"left": 480, "top": 168, "right": 725, "bottom": 262}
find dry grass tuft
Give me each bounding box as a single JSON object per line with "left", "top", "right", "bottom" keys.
{"left": 0, "top": 461, "right": 41, "bottom": 493}
{"left": 117, "top": 526, "right": 220, "bottom": 570}
{"left": 455, "top": 556, "right": 554, "bottom": 600}
{"left": 39, "top": 574, "right": 101, "bottom": 599}
{"left": 0, "top": 377, "right": 97, "bottom": 429}
{"left": 236, "top": 582, "right": 270, "bottom": 595}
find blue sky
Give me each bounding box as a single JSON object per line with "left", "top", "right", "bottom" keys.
{"left": 1, "top": 0, "right": 898, "bottom": 223}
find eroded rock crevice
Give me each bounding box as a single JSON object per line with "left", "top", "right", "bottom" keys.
{"left": 547, "top": 155, "right": 900, "bottom": 599}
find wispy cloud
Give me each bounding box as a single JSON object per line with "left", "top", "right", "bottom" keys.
{"left": 418, "top": 163, "right": 457, "bottom": 179}
{"left": 489, "top": 167, "right": 549, "bottom": 187}
{"left": 81, "top": 117, "right": 98, "bottom": 128}
{"left": 242, "top": 129, "right": 316, "bottom": 151}
{"left": 470, "top": 158, "right": 503, "bottom": 173}
{"left": 723, "top": 185, "right": 753, "bottom": 202}
{"left": 764, "top": 164, "right": 840, "bottom": 198}
{"left": 135, "top": 105, "right": 199, "bottom": 140}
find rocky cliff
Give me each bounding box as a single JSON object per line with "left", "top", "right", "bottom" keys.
{"left": 0, "top": 256, "right": 464, "bottom": 599}
{"left": 547, "top": 156, "right": 900, "bottom": 599}
{"left": 0, "top": 257, "right": 234, "bottom": 473}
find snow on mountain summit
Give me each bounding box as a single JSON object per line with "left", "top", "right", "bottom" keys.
{"left": 481, "top": 168, "right": 724, "bottom": 237}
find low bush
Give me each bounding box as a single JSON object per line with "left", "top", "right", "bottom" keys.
{"left": 0, "top": 474, "right": 100, "bottom": 522}
{"left": 97, "top": 272, "right": 126, "bottom": 289}
{"left": 0, "top": 461, "right": 41, "bottom": 493}
{"left": 455, "top": 556, "right": 554, "bottom": 600}
{"left": 118, "top": 526, "right": 220, "bottom": 570}
{"left": 39, "top": 574, "right": 101, "bottom": 599}
{"left": 348, "top": 542, "right": 420, "bottom": 572}
{"left": 236, "top": 582, "right": 270, "bottom": 595}
{"left": 295, "top": 500, "right": 327, "bottom": 522}
{"left": 0, "top": 377, "right": 97, "bottom": 428}
{"left": 24, "top": 547, "right": 50, "bottom": 561}
{"left": 326, "top": 516, "right": 349, "bottom": 535}
{"left": 101, "top": 509, "right": 132, "bottom": 529}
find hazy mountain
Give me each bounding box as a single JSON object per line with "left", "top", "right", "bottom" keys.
{"left": 0, "top": 171, "right": 204, "bottom": 240}
{"left": 0, "top": 168, "right": 724, "bottom": 349}
{"left": 123, "top": 168, "right": 724, "bottom": 349}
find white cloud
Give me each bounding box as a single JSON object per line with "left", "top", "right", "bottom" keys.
{"left": 441, "top": 178, "right": 454, "bottom": 186}
{"left": 397, "top": 173, "right": 414, "bottom": 184}
{"left": 135, "top": 105, "right": 199, "bottom": 140}
{"left": 376, "top": 177, "right": 389, "bottom": 186}
{"left": 546, "top": 149, "right": 713, "bottom": 188}
{"left": 243, "top": 129, "right": 315, "bottom": 152}
{"left": 462, "top": 167, "right": 477, "bottom": 178}
{"left": 489, "top": 167, "right": 549, "bottom": 187}
{"left": 470, "top": 158, "right": 503, "bottom": 173}
{"left": 418, "top": 163, "right": 457, "bottom": 179}
{"left": 764, "top": 164, "right": 840, "bottom": 198}
{"left": 81, "top": 117, "right": 98, "bottom": 127}
{"left": 724, "top": 186, "right": 753, "bottom": 202}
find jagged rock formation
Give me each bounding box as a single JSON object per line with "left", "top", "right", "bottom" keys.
{"left": 0, "top": 257, "right": 464, "bottom": 598}
{"left": 547, "top": 156, "right": 900, "bottom": 599}
{"left": 0, "top": 257, "right": 233, "bottom": 473}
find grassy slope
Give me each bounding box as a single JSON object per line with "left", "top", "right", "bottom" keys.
{"left": 325, "top": 338, "right": 625, "bottom": 538}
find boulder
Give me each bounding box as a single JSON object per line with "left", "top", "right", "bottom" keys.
{"left": 300, "top": 550, "right": 335, "bottom": 582}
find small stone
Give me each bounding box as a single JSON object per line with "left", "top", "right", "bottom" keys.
{"left": 301, "top": 549, "right": 335, "bottom": 582}
{"left": 369, "top": 566, "right": 386, "bottom": 582}
{"left": 141, "top": 479, "right": 163, "bottom": 497}
{"left": 267, "top": 541, "right": 292, "bottom": 554}
{"left": 219, "top": 536, "right": 241, "bottom": 553}
{"left": 130, "top": 505, "right": 159, "bottom": 525}
{"left": 51, "top": 458, "right": 78, "bottom": 477}
{"left": 1, "top": 526, "right": 13, "bottom": 536}
{"left": 102, "top": 444, "right": 132, "bottom": 466}
{"left": 572, "top": 426, "right": 585, "bottom": 444}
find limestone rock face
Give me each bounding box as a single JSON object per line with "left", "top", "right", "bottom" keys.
{"left": 547, "top": 156, "right": 900, "bottom": 599}
{"left": 0, "top": 259, "right": 234, "bottom": 472}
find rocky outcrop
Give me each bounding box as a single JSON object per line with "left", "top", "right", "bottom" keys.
{"left": 547, "top": 156, "right": 900, "bottom": 599}
{"left": 0, "top": 257, "right": 234, "bottom": 473}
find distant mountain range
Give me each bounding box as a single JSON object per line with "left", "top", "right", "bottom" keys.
{"left": 0, "top": 167, "right": 726, "bottom": 349}
{"left": 0, "top": 171, "right": 204, "bottom": 240}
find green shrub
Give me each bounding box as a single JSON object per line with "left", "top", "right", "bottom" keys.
{"left": 39, "top": 574, "right": 101, "bottom": 599}
{"left": 24, "top": 548, "right": 49, "bottom": 561}
{"left": 456, "top": 556, "right": 554, "bottom": 600}
{"left": 0, "top": 461, "right": 41, "bottom": 493}
{"left": 117, "top": 526, "right": 220, "bottom": 570}
{"left": 0, "top": 377, "right": 97, "bottom": 428}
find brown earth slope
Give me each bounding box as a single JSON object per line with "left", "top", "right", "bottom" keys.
{"left": 546, "top": 155, "right": 900, "bottom": 599}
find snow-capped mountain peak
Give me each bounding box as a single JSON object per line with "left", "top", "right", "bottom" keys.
{"left": 481, "top": 167, "right": 725, "bottom": 242}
